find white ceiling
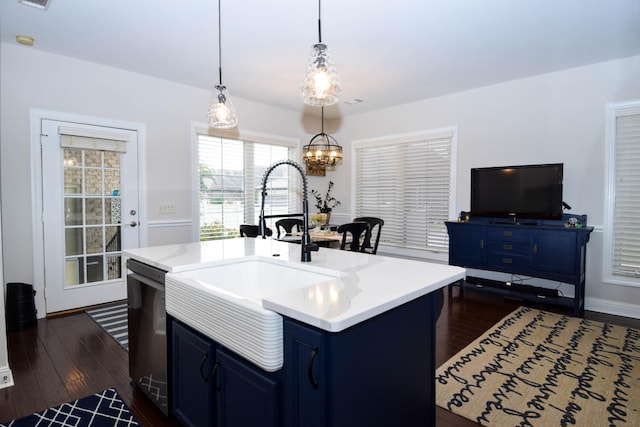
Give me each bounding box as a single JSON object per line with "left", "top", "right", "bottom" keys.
{"left": 2, "top": 0, "right": 640, "bottom": 118}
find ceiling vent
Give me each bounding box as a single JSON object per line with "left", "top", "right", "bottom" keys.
{"left": 18, "top": 0, "right": 51, "bottom": 10}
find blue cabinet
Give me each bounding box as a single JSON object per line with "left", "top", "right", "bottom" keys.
{"left": 216, "top": 349, "right": 279, "bottom": 427}
{"left": 446, "top": 214, "right": 593, "bottom": 316}
{"left": 171, "top": 320, "right": 216, "bottom": 427}
{"left": 172, "top": 290, "right": 443, "bottom": 427}
{"left": 172, "top": 320, "right": 279, "bottom": 427}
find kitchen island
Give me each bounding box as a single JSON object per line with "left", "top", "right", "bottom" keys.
{"left": 124, "top": 238, "right": 465, "bottom": 427}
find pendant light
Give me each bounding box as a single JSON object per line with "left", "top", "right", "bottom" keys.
{"left": 300, "top": 0, "right": 341, "bottom": 106}
{"left": 303, "top": 107, "right": 343, "bottom": 167}
{"left": 208, "top": 0, "right": 238, "bottom": 128}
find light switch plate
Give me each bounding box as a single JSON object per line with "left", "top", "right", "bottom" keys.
{"left": 158, "top": 203, "right": 176, "bottom": 214}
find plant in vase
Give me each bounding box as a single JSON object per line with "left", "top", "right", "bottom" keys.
{"left": 311, "top": 181, "right": 341, "bottom": 226}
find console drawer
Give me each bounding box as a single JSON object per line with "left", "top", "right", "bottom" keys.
{"left": 487, "top": 227, "right": 532, "bottom": 243}
{"left": 486, "top": 252, "right": 531, "bottom": 271}
{"left": 486, "top": 240, "right": 531, "bottom": 255}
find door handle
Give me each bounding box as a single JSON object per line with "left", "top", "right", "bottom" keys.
{"left": 125, "top": 221, "right": 138, "bottom": 227}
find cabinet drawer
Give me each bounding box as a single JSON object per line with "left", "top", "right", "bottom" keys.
{"left": 486, "top": 252, "right": 531, "bottom": 271}
{"left": 486, "top": 240, "right": 530, "bottom": 255}
{"left": 487, "top": 227, "right": 532, "bottom": 243}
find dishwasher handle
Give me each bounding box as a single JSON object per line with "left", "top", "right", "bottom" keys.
{"left": 128, "top": 272, "right": 165, "bottom": 292}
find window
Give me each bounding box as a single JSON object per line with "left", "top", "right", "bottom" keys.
{"left": 354, "top": 128, "right": 456, "bottom": 257}
{"left": 604, "top": 100, "right": 640, "bottom": 286}
{"left": 194, "top": 128, "right": 298, "bottom": 241}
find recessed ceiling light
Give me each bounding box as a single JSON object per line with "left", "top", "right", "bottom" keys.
{"left": 16, "top": 35, "right": 35, "bottom": 46}
{"left": 18, "top": 0, "right": 51, "bottom": 10}
{"left": 344, "top": 99, "right": 364, "bottom": 105}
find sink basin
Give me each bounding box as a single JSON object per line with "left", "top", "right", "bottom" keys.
{"left": 165, "top": 257, "right": 343, "bottom": 372}
{"left": 176, "top": 258, "right": 341, "bottom": 304}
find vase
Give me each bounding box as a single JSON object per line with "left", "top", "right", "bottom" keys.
{"left": 320, "top": 210, "right": 331, "bottom": 225}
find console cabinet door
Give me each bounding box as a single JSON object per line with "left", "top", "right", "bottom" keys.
{"left": 215, "top": 349, "right": 279, "bottom": 427}
{"left": 284, "top": 319, "right": 326, "bottom": 427}
{"left": 446, "top": 223, "right": 486, "bottom": 267}
{"left": 172, "top": 320, "right": 216, "bottom": 427}
{"left": 532, "top": 229, "right": 577, "bottom": 280}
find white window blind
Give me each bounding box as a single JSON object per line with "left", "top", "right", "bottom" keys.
{"left": 355, "top": 130, "right": 455, "bottom": 253}
{"left": 610, "top": 109, "right": 640, "bottom": 279}
{"left": 197, "top": 134, "right": 296, "bottom": 240}
{"left": 59, "top": 126, "right": 129, "bottom": 153}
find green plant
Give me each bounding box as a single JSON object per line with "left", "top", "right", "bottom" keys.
{"left": 311, "top": 181, "right": 341, "bottom": 212}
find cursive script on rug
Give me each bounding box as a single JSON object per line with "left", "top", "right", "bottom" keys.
{"left": 435, "top": 307, "right": 640, "bottom": 427}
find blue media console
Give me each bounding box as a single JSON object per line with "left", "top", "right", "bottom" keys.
{"left": 445, "top": 214, "right": 593, "bottom": 316}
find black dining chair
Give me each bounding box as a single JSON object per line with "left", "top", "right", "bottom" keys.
{"left": 239, "top": 224, "right": 272, "bottom": 238}
{"left": 275, "top": 218, "right": 304, "bottom": 239}
{"left": 353, "top": 217, "right": 384, "bottom": 254}
{"left": 337, "top": 222, "right": 371, "bottom": 252}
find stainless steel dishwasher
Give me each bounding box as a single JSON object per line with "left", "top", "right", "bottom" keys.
{"left": 127, "top": 258, "right": 169, "bottom": 416}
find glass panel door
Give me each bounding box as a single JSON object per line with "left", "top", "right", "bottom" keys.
{"left": 63, "top": 147, "right": 123, "bottom": 286}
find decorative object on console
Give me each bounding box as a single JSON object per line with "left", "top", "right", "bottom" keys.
{"left": 207, "top": 0, "right": 238, "bottom": 129}
{"left": 303, "top": 106, "right": 343, "bottom": 169}
{"left": 300, "top": 0, "right": 341, "bottom": 106}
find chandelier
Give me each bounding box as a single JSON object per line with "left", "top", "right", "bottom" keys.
{"left": 300, "top": 0, "right": 341, "bottom": 106}
{"left": 207, "top": 0, "right": 238, "bottom": 128}
{"left": 303, "top": 107, "right": 343, "bottom": 168}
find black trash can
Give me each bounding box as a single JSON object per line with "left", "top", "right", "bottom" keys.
{"left": 5, "top": 282, "right": 37, "bottom": 332}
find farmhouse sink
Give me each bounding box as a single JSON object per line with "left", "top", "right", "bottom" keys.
{"left": 165, "top": 257, "right": 344, "bottom": 371}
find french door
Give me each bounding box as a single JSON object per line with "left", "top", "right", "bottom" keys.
{"left": 41, "top": 119, "right": 140, "bottom": 313}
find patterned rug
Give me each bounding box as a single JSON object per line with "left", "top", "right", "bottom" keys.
{"left": 0, "top": 388, "right": 139, "bottom": 426}
{"left": 436, "top": 306, "right": 640, "bottom": 426}
{"left": 85, "top": 301, "right": 128, "bottom": 351}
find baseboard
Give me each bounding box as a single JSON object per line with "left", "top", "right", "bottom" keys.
{"left": 586, "top": 297, "right": 640, "bottom": 320}
{"left": 0, "top": 366, "right": 14, "bottom": 389}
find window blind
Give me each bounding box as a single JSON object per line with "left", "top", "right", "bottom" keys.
{"left": 197, "top": 134, "right": 296, "bottom": 240}
{"left": 612, "top": 111, "right": 640, "bottom": 278}
{"left": 355, "top": 131, "right": 454, "bottom": 253}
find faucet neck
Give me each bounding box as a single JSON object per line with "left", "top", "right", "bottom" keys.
{"left": 259, "top": 160, "right": 316, "bottom": 261}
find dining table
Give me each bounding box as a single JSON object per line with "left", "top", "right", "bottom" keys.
{"left": 276, "top": 229, "right": 345, "bottom": 248}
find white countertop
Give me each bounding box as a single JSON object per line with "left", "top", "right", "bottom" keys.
{"left": 124, "top": 238, "right": 466, "bottom": 333}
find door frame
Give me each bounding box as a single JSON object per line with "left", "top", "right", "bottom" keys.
{"left": 30, "top": 109, "right": 147, "bottom": 317}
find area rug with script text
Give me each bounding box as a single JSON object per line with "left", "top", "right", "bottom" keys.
{"left": 0, "top": 388, "right": 139, "bottom": 427}
{"left": 436, "top": 306, "right": 640, "bottom": 426}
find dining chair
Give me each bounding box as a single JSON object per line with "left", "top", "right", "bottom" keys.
{"left": 353, "top": 217, "right": 384, "bottom": 254}
{"left": 275, "top": 218, "right": 304, "bottom": 239}
{"left": 239, "top": 224, "right": 272, "bottom": 237}
{"left": 336, "top": 222, "right": 371, "bottom": 252}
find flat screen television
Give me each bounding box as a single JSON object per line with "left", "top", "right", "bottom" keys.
{"left": 470, "top": 163, "right": 564, "bottom": 220}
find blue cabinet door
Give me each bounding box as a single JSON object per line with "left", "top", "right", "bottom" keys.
{"left": 446, "top": 222, "right": 486, "bottom": 267}
{"left": 283, "top": 319, "right": 326, "bottom": 427}
{"left": 172, "top": 320, "right": 216, "bottom": 427}
{"left": 532, "top": 229, "right": 578, "bottom": 280}
{"left": 216, "top": 348, "right": 279, "bottom": 427}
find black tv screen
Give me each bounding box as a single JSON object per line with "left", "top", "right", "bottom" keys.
{"left": 471, "top": 163, "right": 564, "bottom": 219}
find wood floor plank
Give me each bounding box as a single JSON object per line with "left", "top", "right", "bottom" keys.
{"left": 1, "top": 287, "right": 638, "bottom": 426}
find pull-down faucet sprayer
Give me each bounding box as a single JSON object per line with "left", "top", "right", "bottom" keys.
{"left": 259, "top": 160, "right": 319, "bottom": 262}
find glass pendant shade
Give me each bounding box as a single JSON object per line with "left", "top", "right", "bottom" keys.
{"left": 208, "top": 84, "right": 238, "bottom": 129}
{"left": 301, "top": 43, "right": 341, "bottom": 106}
{"left": 303, "top": 133, "right": 343, "bottom": 167}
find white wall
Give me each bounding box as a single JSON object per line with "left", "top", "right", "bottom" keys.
{"left": 335, "top": 55, "right": 640, "bottom": 317}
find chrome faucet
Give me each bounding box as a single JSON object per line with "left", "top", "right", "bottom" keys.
{"left": 259, "top": 160, "right": 319, "bottom": 262}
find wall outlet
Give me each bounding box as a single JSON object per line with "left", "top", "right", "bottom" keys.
{"left": 158, "top": 203, "right": 176, "bottom": 214}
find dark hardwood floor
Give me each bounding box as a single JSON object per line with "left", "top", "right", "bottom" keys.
{"left": 1, "top": 287, "right": 639, "bottom": 426}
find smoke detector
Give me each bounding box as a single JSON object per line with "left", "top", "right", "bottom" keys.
{"left": 18, "top": 0, "right": 51, "bottom": 10}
